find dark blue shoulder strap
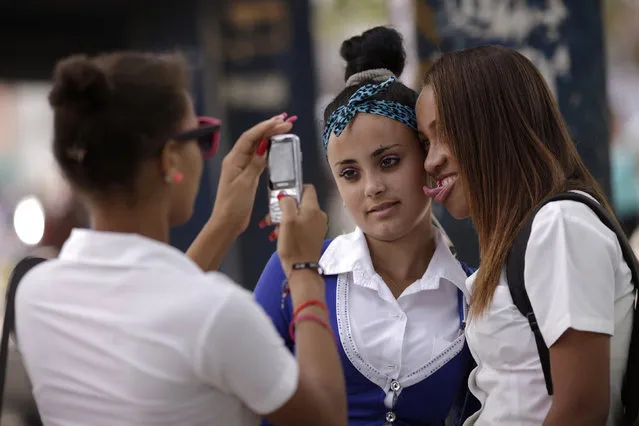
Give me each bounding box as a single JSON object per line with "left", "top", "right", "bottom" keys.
{"left": 458, "top": 260, "right": 476, "bottom": 277}
{"left": 321, "top": 239, "right": 333, "bottom": 255}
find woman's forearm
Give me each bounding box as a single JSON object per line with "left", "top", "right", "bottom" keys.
{"left": 543, "top": 402, "right": 608, "bottom": 426}
{"left": 288, "top": 269, "right": 347, "bottom": 425}
{"left": 186, "top": 218, "right": 239, "bottom": 271}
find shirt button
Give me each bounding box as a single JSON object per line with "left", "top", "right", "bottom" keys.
{"left": 385, "top": 411, "right": 397, "bottom": 423}
{"left": 390, "top": 380, "right": 401, "bottom": 392}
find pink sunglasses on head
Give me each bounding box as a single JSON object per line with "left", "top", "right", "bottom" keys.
{"left": 174, "top": 116, "right": 222, "bottom": 159}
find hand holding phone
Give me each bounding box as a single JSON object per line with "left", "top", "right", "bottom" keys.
{"left": 276, "top": 184, "right": 327, "bottom": 275}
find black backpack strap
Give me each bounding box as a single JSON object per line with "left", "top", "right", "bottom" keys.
{"left": 0, "top": 256, "right": 47, "bottom": 414}
{"left": 506, "top": 206, "right": 554, "bottom": 394}
{"left": 506, "top": 191, "right": 639, "bottom": 423}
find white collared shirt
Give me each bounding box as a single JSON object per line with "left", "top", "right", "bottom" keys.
{"left": 464, "top": 197, "right": 635, "bottom": 426}
{"left": 319, "top": 228, "right": 469, "bottom": 392}
{"left": 15, "top": 229, "right": 298, "bottom": 426}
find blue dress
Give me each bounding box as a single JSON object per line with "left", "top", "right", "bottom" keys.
{"left": 254, "top": 234, "right": 479, "bottom": 426}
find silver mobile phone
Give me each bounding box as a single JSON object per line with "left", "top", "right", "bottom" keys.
{"left": 268, "top": 134, "right": 303, "bottom": 224}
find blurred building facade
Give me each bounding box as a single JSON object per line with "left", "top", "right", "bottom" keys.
{"left": 0, "top": 0, "right": 630, "bottom": 287}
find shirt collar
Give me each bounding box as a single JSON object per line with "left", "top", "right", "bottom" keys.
{"left": 320, "top": 227, "right": 469, "bottom": 297}
{"left": 417, "top": 231, "right": 469, "bottom": 297}
{"left": 320, "top": 227, "right": 370, "bottom": 276}
{"left": 59, "top": 228, "right": 203, "bottom": 275}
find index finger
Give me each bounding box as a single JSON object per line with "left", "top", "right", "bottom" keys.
{"left": 265, "top": 121, "right": 294, "bottom": 139}
{"left": 233, "top": 114, "right": 290, "bottom": 156}
{"left": 299, "top": 184, "right": 320, "bottom": 210}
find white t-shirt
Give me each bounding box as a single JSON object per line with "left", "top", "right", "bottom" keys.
{"left": 15, "top": 229, "right": 298, "bottom": 426}
{"left": 464, "top": 197, "right": 635, "bottom": 426}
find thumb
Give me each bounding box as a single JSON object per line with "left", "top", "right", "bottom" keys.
{"left": 299, "top": 184, "right": 319, "bottom": 210}
{"left": 278, "top": 194, "right": 298, "bottom": 224}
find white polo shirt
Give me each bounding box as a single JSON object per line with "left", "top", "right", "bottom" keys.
{"left": 15, "top": 229, "right": 298, "bottom": 426}
{"left": 464, "top": 197, "right": 635, "bottom": 425}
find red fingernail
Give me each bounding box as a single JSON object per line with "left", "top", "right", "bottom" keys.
{"left": 268, "top": 231, "right": 277, "bottom": 242}
{"left": 256, "top": 139, "right": 269, "bottom": 156}
{"left": 258, "top": 219, "right": 267, "bottom": 229}
{"left": 286, "top": 115, "right": 298, "bottom": 123}
{"left": 277, "top": 192, "right": 287, "bottom": 200}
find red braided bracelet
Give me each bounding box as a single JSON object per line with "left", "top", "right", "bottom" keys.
{"left": 289, "top": 314, "right": 332, "bottom": 343}
{"left": 292, "top": 300, "right": 328, "bottom": 319}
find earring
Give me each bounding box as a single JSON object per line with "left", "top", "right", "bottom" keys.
{"left": 343, "top": 200, "right": 346, "bottom": 208}
{"left": 165, "top": 170, "right": 184, "bottom": 184}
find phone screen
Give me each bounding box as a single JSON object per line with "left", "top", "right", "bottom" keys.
{"left": 269, "top": 142, "right": 295, "bottom": 183}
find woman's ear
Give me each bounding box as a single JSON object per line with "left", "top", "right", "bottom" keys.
{"left": 160, "top": 140, "right": 181, "bottom": 178}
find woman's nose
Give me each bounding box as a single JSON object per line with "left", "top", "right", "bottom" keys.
{"left": 424, "top": 143, "right": 446, "bottom": 176}
{"left": 364, "top": 174, "right": 385, "bottom": 198}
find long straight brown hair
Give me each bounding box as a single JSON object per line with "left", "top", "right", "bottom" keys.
{"left": 423, "top": 45, "right": 614, "bottom": 317}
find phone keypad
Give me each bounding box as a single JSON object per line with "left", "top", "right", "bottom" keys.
{"left": 269, "top": 199, "right": 282, "bottom": 224}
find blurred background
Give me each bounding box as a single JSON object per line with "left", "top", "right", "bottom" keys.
{"left": 0, "top": 0, "right": 637, "bottom": 290}
{"left": 0, "top": 1, "right": 638, "bottom": 422}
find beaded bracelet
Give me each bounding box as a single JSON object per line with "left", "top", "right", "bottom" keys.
{"left": 280, "top": 262, "right": 324, "bottom": 310}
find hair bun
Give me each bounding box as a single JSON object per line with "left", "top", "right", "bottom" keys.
{"left": 340, "top": 26, "right": 406, "bottom": 82}
{"left": 49, "top": 55, "right": 111, "bottom": 112}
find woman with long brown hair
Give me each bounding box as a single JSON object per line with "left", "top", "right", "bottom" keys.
{"left": 417, "top": 45, "right": 635, "bottom": 425}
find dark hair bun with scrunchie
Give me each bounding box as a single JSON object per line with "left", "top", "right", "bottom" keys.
{"left": 339, "top": 26, "right": 406, "bottom": 82}
{"left": 323, "top": 26, "right": 417, "bottom": 124}
{"left": 49, "top": 55, "right": 112, "bottom": 113}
